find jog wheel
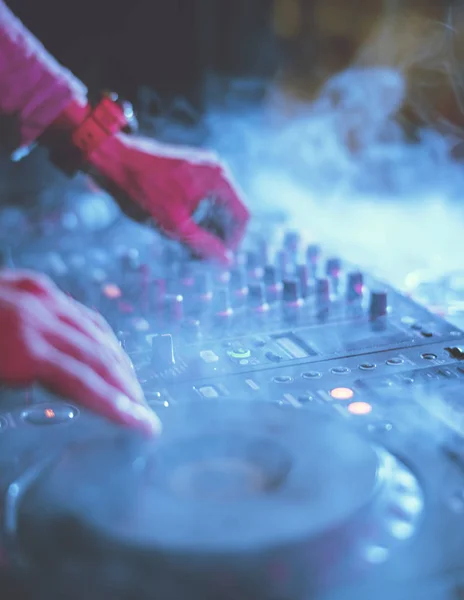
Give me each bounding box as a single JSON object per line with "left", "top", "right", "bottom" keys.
{"left": 10, "top": 401, "right": 423, "bottom": 600}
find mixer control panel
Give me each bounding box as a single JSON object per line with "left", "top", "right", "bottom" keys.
{"left": 2, "top": 211, "right": 464, "bottom": 600}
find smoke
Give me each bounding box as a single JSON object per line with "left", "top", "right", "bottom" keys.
{"left": 197, "top": 30, "right": 464, "bottom": 325}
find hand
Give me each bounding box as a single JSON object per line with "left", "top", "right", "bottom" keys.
{"left": 0, "top": 270, "right": 160, "bottom": 436}
{"left": 89, "top": 134, "right": 250, "bottom": 264}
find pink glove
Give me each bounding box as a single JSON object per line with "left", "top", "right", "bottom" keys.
{"left": 44, "top": 100, "right": 250, "bottom": 264}
{"left": 90, "top": 134, "right": 250, "bottom": 264}
{"left": 0, "top": 270, "right": 160, "bottom": 436}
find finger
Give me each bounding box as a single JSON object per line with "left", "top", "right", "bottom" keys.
{"left": 41, "top": 323, "right": 145, "bottom": 405}
{"left": 174, "top": 214, "right": 232, "bottom": 265}
{"left": 1, "top": 270, "right": 58, "bottom": 297}
{"left": 54, "top": 297, "right": 124, "bottom": 357}
{"left": 182, "top": 164, "right": 250, "bottom": 249}
{"left": 37, "top": 350, "right": 161, "bottom": 436}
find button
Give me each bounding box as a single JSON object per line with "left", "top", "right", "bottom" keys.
{"left": 22, "top": 405, "right": 77, "bottom": 425}
{"left": 273, "top": 375, "right": 293, "bottom": 384}
{"left": 386, "top": 357, "right": 404, "bottom": 365}
{"left": 348, "top": 401, "right": 372, "bottom": 415}
{"left": 400, "top": 377, "right": 415, "bottom": 385}
{"left": 331, "top": 366, "right": 351, "bottom": 375}
{"left": 302, "top": 371, "right": 322, "bottom": 379}
{"left": 445, "top": 346, "right": 464, "bottom": 359}
{"left": 437, "top": 368, "right": 457, "bottom": 379}
{"left": 330, "top": 387, "right": 354, "bottom": 400}
{"left": 200, "top": 350, "right": 219, "bottom": 363}
{"left": 421, "top": 353, "right": 437, "bottom": 360}
{"left": 359, "top": 363, "right": 376, "bottom": 370}
{"left": 421, "top": 371, "right": 439, "bottom": 381}
{"left": 196, "top": 385, "right": 220, "bottom": 398}
{"left": 253, "top": 338, "right": 266, "bottom": 347}
{"left": 265, "top": 351, "right": 284, "bottom": 363}
{"left": 298, "top": 395, "right": 315, "bottom": 404}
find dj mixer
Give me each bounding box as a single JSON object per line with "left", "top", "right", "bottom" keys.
{"left": 1, "top": 197, "right": 464, "bottom": 600}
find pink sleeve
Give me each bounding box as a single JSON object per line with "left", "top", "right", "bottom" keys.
{"left": 0, "top": 0, "right": 87, "bottom": 155}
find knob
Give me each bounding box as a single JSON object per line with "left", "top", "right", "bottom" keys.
{"left": 282, "top": 279, "right": 301, "bottom": 304}
{"left": 246, "top": 251, "right": 260, "bottom": 270}
{"left": 248, "top": 282, "right": 269, "bottom": 312}
{"left": 346, "top": 271, "right": 364, "bottom": 302}
{"left": 282, "top": 279, "right": 303, "bottom": 322}
{"left": 165, "top": 294, "right": 184, "bottom": 323}
{"left": 296, "top": 264, "right": 310, "bottom": 298}
{"left": 369, "top": 290, "right": 388, "bottom": 320}
{"left": 315, "top": 278, "right": 330, "bottom": 304}
{"left": 326, "top": 258, "right": 342, "bottom": 294}
{"left": 263, "top": 265, "right": 282, "bottom": 303}
{"left": 246, "top": 251, "right": 263, "bottom": 279}
{"left": 229, "top": 267, "right": 248, "bottom": 306}
{"left": 214, "top": 288, "right": 234, "bottom": 318}
{"left": 283, "top": 230, "right": 301, "bottom": 254}
{"left": 151, "top": 334, "right": 176, "bottom": 370}
{"left": 194, "top": 272, "right": 213, "bottom": 297}
{"left": 181, "top": 318, "right": 202, "bottom": 342}
{"left": 120, "top": 248, "right": 140, "bottom": 271}
{"left": 149, "top": 278, "right": 165, "bottom": 315}
{"left": 179, "top": 262, "right": 196, "bottom": 288}
{"left": 276, "top": 250, "right": 290, "bottom": 277}
{"left": 306, "top": 244, "right": 321, "bottom": 269}
{"left": 326, "top": 257, "right": 342, "bottom": 278}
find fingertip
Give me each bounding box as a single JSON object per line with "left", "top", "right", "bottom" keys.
{"left": 115, "top": 394, "right": 162, "bottom": 437}
{"left": 131, "top": 404, "right": 163, "bottom": 437}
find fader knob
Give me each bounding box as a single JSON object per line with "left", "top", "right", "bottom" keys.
{"left": 283, "top": 230, "right": 301, "bottom": 254}
{"left": 306, "top": 244, "right": 321, "bottom": 275}
{"left": 369, "top": 290, "right": 388, "bottom": 320}
{"left": 276, "top": 250, "right": 290, "bottom": 277}
{"left": 315, "top": 278, "right": 330, "bottom": 303}
{"left": 346, "top": 271, "right": 364, "bottom": 302}
{"left": 215, "top": 288, "right": 233, "bottom": 318}
{"left": 306, "top": 244, "right": 321, "bottom": 261}
{"left": 263, "top": 265, "right": 282, "bottom": 303}
{"left": 296, "top": 264, "right": 310, "bottom": 298}
{"left": 229, "top": 267, "right": 248, "bottom": 306}
{"left": 120, "top": 248, "right": 140, "bottom": 271}
{"left": 248, "top": 282, "right": 269, "bottom": 312}
{"left": 151, "top": 334, "right": 176, "bottom": 370}
{"left": 326, "top": 257, "right": 342, "bottom": 277}
{"left": 282, "top": 279, "right": 301, "bottom": 303}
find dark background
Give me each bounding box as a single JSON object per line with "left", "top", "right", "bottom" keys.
{"left": 5, "top": 0, "right": 278, "bottom": 108}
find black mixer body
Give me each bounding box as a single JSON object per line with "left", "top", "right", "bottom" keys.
{"left": 1, "top": 204, "right": 464, "bottom": 600}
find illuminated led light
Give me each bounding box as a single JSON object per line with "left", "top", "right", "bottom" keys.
{"left": 348, "top": 401, "right": 372, "bottom": 415}
{"left": 102, "top": 283, "right": 122, "bottom": 299}
{"left": 330, "top": 387, "right": 354, "bottom": 401}
{"left": 44, "top": 409, "right": 55, "bottom": 419}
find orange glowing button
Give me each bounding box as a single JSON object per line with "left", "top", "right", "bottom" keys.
{"left": 44, "top": 408, "right": 55, "bottom": 419}
{"left": 102, "top": 283, "right": 122, "bottom": 299}
{"left": 330, "top": 387, "right": 354, "bottom": 401}
{"left": 348, "top": 401, "right": 372, "bottom": 415}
